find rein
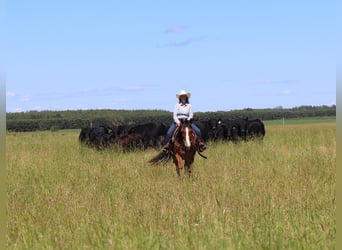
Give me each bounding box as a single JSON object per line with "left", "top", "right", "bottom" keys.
{"left": 197, "top": 150, "right": 207, "bottom": 159}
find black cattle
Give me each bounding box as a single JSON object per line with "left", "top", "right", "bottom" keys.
{"left": 91, "top": 126, "right": 112, "bottom": 149}
{"left": 110, "top": 124, "right": 131, "bottom": 138}
{"left": 116, "top": 134, "right": 144, "bottom": 151}
{"left": 79, "top": 126, "right": 112, "bottom": 150}
{"left": 212, "top": 120, "right": 228, "bottom": 141}
{"left": 213, "top": 118, "right": 248, "bottom": 142}
{"left": 245, "top": 118, "right": 265, "bottom": 140}
{"left": 79, "top": 127, "right": 93, "bottom": 145}
{"left": 128, "top": 122, "right": 168, "bottom": 148}
{"left": 193, "top": 119, "right": 215, "bottom": 142}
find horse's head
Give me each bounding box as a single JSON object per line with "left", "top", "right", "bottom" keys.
{"left": 178, "top": 119, "right": 196, "bottom": 150}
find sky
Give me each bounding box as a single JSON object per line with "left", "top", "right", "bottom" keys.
{"left": 5, "top": 0, "right": 336, "bottom": 113}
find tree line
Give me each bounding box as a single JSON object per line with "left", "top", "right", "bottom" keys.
{"left": 6, "top": 105, "right": 336, "bottom": 132}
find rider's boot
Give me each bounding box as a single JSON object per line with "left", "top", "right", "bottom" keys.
{"left": 198, "top": 140, "right": 207, "bottom": 152}
{"left": 162, "top": 140, "right": 171, "bottom": 152}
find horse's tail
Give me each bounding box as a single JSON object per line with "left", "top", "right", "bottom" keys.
{"left": 148, "top": 150, "right": 172, "bottom": 165}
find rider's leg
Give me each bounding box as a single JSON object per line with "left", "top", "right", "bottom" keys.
{"left": 163, "top": 123, "right": 176, "bottom": 150}
{"left": 191, "top": 124, "right": 207, "bottom": 151}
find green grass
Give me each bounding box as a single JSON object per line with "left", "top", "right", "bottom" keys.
{"left": 264, "top": 116, "right": 336, "bottom": 125}
{"left": 7, "top": 122, "right": 336, "bottom": 249}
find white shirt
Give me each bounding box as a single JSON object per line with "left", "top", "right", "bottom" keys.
{"left": 173, "top": 102, "right": 193, "bottom": 123}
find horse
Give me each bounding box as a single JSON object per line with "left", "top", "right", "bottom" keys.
{"left": 148, "top": 119, "right": 207, "bottom": 178}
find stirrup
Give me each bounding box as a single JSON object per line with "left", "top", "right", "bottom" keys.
{"left": 162, "top": 142, "right": 170, "bottom": 152}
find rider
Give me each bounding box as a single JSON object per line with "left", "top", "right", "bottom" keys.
{"left": 162, "top": 90, "right": 207, "bottom": 152}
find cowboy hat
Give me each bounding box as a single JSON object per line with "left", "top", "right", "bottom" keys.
{"left": 176, "top": 90, "right": 191, "bottom": 99}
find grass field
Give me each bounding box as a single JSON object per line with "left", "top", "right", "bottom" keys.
{"left": 7, "top": 121, "right": 336, "bottom": 249}
{"left": 264, "top": 116, "right": 336, "bottom": 125}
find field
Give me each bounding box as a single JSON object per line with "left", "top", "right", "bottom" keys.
{"left": 7, "top": 121, "right": 336, "bottom": 249}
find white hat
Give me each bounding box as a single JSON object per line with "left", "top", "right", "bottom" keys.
{"left": 176, "top": 90, "right": 191, "bottom": 99}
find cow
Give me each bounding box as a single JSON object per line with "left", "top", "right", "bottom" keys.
{"left": 110, "top": 123, "right": 131, "bottom": 138}
{"left": 128, "top": 122, "right": 168, "bottom": 149}
{"left": 79, "top": 126, "right": 93, "bottom": 145}
{"left": 79, "top": 125, "right": 112, "bottom": 150}
{"left": 245, "top": 118, "right": 265, "bottom": 140}
{"left": 193, "top": 119, "right": 215, "bottom": 142}
{"left": 116, "top": 133, "right": 144, "bottom": 152}
{"left": 213, "top": 118, "right": 247, "bottom": 142}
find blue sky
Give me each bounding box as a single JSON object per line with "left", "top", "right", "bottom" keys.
{"left": 5, "top": 1, "right": 336, "bottom": 113}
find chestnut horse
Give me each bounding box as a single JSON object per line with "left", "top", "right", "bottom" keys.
{"left": 148, "top": 119, "right": 206, "bottom": 178}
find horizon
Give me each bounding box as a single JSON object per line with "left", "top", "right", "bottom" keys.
{"left": 5, "top": 103, "right": 336, "bottom": 115}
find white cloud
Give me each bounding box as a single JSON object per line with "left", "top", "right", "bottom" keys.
{"left": 270, "top": 80, "right": 297, "bottom": 85}
{"left": 10, "top": 107, "right": 23, "bottom": 112}
{"left": 165, "top": 25, "right": 187, "bottom": 33}
{"left": 20, "top": 95, "right": 31, "bottom": 102}
{"left": 32, "top": 105, "right": 48, "bottom": 111}
{"left": 278, "top": 89, "right": 293, "bottom": 96}
{"left": 6, "top": 91, "right": 15, "bottom": 97}
{"left": 158, "top": 36, "right": 207, "bottom": 48}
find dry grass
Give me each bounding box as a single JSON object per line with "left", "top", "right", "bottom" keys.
{"left": 7, "top": 123, "right": 336, "bottom": 249}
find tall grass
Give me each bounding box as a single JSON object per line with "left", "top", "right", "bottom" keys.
{"left": 7, "top": 123, "right": 336, "bottom": 249}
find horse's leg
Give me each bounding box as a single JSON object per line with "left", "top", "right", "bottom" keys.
{"left": 175, "top": 165, "right": 181, "bottom": 178}
{"left": 184, "top": 162, "right": 189, "bottom": 176}
{"left": 173, "top": 154, "right": 183, "bottom": 178}
{"left": 185, "top": 161, "right": 192, "bottom": 176}
{"left": 185, "top": 154, "right": 195, "bottom": 176}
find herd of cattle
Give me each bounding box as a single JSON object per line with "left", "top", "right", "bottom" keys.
{"left": 79, "top": 117, "right": 266, "bottom": 150}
